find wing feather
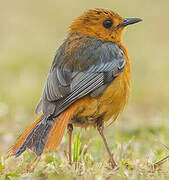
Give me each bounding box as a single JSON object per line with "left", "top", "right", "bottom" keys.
{"left": 36, "top": 34, "right": 126, "bottom": 117}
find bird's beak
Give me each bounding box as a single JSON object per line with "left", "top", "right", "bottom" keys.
{"left": 116, "top": 18, "right": 142, "bottom": 29}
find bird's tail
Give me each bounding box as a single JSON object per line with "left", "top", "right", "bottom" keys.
{"left": 8, "top": 109, "right": 72, "bottom": 157}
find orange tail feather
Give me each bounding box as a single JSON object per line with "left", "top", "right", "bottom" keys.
{"left": 43, "top": 110, "right": 71, "bottom": 152}
{"left": 8, "top": 114, "right": 44, "bottom": 156}
{"left": 8, "top": 108, "right": 73, "bottom": 157}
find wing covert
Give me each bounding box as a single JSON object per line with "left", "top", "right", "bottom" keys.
{"left": 36, "top": 34, "right": 126, "bottom": 117}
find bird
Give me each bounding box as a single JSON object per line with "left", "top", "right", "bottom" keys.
{"left": 8, "top": 8, "right": 142, "bottom": 169}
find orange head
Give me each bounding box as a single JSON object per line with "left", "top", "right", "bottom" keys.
{"left": 69, "top": 8, "right": 142, "bottom": 43}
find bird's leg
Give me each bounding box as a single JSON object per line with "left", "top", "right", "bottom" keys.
{"left": 67, "top": 123, "right": 73, "bottom": 166}
{"left": 97, "top": 123, "right": 117, "bottom": 169}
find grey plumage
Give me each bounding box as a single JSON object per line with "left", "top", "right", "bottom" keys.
{"left": 36, "top": 33, "right": 126, "bottom": 118}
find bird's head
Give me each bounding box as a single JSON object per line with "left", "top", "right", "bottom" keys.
{"left": 69, "top": 8, "right": 142, "bottom": 43}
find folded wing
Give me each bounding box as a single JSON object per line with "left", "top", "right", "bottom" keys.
{"left": 36, "top": 34, "right": 126, "bottom": 117}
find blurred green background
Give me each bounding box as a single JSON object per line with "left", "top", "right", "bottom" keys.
{"left": 0, "top": 0, "right": 169, "bottom": 165}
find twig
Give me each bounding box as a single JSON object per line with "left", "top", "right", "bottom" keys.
{"left": 153, "top": 154, "right": 169, "bottom": 170}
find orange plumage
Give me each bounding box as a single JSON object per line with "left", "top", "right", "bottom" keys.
{"left": 9, "top": 8, "right": 141, "bottom": 169}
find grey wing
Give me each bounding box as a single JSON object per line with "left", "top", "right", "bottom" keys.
{"left": 53, "top": 43, "right": 126, "bottom": 116}
{"left": 36, "top": 39, "right": 126, "bottom": 117}
{"left": 35, "top": 68, "right": 72, "bottom": 116}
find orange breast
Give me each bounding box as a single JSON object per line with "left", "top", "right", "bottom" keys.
{"left": 70, "top": 66, "right": 130, "bottom": 127}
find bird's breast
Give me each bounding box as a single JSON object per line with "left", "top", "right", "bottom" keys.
{"left": 70, "top": 63, "right": 131, "bottom": 128}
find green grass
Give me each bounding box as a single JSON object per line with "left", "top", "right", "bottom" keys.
{"left": 0, "top": 0, "right": 169, "bottom": 179}
{"left": 73, "top": 131, "right": 81, "bottom": 163}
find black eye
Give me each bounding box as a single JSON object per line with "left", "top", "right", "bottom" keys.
{"left": 103, "top": 19, "right": 113, "bottom": 29}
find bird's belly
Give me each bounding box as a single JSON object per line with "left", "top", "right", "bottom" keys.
{"left": 70, "top": 74, "right": 130, "bottom": 128}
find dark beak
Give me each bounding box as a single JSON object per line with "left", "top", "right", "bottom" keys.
{"left": 116, "top": 18, "right": 142, "bottom": 29}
